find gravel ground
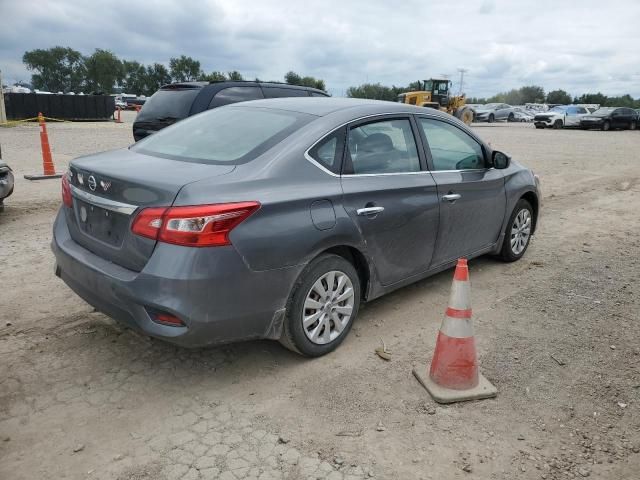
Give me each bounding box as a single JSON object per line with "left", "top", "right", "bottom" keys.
{"left": 0, "top": 113, "right": 639, "bottom": 479}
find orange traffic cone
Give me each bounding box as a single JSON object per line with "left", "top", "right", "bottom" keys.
{"left": 412, "top": 259, "right": 497, "bottom": 403}
{"left": 24, "top": 112, "right": 63, "bottom": 180}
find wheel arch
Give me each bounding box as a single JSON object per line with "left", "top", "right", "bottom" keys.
{"left": 314, "top": 245, "right": 372, "bottom": 301}
{"left": 520, "top": 190, "right": 539, "bottom": 234}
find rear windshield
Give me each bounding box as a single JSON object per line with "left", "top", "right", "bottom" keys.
{"left": 136, "top": 88, "right": 201, "bottom": 121}
{"left": 131, "top": 106, "right": 313, "bottom": 164}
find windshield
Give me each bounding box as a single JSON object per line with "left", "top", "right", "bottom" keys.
{"left": 423, "top": 80, "right": 433, "bottom": 91}
{"left": 549, "top": 106, "right": 568, "bottom": 113}
{"left": 592, "top": 108, "right": 615, "bottom": 116}
{"left": 136, "top": 88, "right": 202, "bottom": 121}
{"left": 132, "top": 106, "right": 313, "bottom": 164}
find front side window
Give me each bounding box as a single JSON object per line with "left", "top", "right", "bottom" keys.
{"left": 208, "top": 86, "right": 264, "bottom": 108}
{"left": 132, "top": 107, "right": 312, "bottom": 165}
{"left": 419, "top": 118, "right": 485, "bottom": 171}
{"left": 346, "top": 119, "right": 420, "bottom": 174}
{"left": 308, "top": 128, "right": 345, "bottom": 174}
{"left": 310, "top": 91, "right": 329, "bottom": 97}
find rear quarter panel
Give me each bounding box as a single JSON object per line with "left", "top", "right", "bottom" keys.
{"left": 173, "top": 153, "right": 367, "bottom": 273}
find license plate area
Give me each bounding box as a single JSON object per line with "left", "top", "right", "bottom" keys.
{"left": 76, "top": 199, "right": 128, "bottom": 247}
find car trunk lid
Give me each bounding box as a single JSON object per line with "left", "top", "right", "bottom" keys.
{"left": 66, "top": 148, "right": 234, "bottom": 271}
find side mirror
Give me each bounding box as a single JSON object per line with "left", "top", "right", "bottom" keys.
{"left": 492, "top": 151, "right": 511, "bottom": 169}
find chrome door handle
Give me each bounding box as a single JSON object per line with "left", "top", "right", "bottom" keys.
{"left": 357, "top": 206, "right": 385, "bottom": 216}
{"left": 442, "top": 193, "right": 461, "bottom": 202}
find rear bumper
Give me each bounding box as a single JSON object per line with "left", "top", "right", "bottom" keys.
{"left": 51, "top": 209, "right": 301, "bottom": 347}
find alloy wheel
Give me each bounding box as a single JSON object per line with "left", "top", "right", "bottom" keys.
{"left": 302, "top": 270, "right": 355, "bottom": 345}
{"left": 510, "top": 209, "right": 532, "bottom": 255}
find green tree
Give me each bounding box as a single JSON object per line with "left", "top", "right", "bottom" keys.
{"left": 574, "top": 92, "right": 609, "bottom": 106}
{"left": 347, "top": 83, "right": 397, "bottom": 101}
{"left": 546, "top": 89, "right": 572, "bottom": 104}
{"left": 519, "top": 85, "right": 545, "bottom": 103}
{"left": 121, "top": 60, "right": 147, "bottom": 95}
{"left": 144, "top": 63, "right": 172, "bottom": 95}
{"left": 22, "top": 46, "right": 85, "bottom": 92}
{"left": 169, "top": 55, "right": 202, "bottom": 82}
{"left": 285, "top": 71, "right": 326, "bottom": 91}
{"left": 85, "top": 49, "right": 123, "bottom": 93}
{"left": 200, "top": 71, "right": 227, "bottom": 82}
{"left": 227, "top": 70, "right": 244, "bottom": 81}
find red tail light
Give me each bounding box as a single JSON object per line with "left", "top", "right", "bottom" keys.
{"left": 131, "top": 202, "right": 260, "bottom": 247}
{"left": 62, "top": 173, "right": 73, "bottom": 207}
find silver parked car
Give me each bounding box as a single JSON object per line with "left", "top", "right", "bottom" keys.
{"left": 473, "top": 103, "right": 518, "bottom": 123}
{"left": 52, "top": 98, "right": 541, "bottom": 357}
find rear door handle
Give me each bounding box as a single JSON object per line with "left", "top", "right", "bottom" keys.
{"left": 442, "top": 193, "right": 461, "bottom": 202}
{"left": 357, "top": 206, "right": 385, "bottom": 216}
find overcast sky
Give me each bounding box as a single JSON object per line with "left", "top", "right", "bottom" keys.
{"left": 1, "top": 0, "right": 639, "bottom": 97}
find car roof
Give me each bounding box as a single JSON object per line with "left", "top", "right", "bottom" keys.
{"left": 159, "top": 80, "right": 326, "bottom": 94}
{"left": 230, "top": 97, "right": 454, "bottom": 118}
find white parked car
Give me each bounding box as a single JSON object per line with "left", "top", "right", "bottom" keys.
{"left": 533, "top": 105, "right": 591, "bottom": 129}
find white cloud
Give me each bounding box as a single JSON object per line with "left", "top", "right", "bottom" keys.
{"left": 1, "top": 0, "right": 639, "bottom": 97}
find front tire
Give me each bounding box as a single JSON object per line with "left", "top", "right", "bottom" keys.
{"left": 499, "top": 199, "right": 534, "bottom": 262}
{"left": 280, "top": 254, "right": 361, "bottom": 357}
{"left": 602, "top": 120, "right": 610, "bottom": 131}
{"left": 488, "top": 113, "right": 495, "bottom": 123}
{"left": 508, "top": 113, "right": 515, "bottom": 122}
{"left": 553, "top": 119, "right": 563, "bottom": 129}
{"left": 630, "top": 121, "right": 637, "bottom": 131}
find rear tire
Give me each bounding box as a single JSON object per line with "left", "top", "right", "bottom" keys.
{"left": 499, "top": 199, "right": 534, "bottom": 262}
{"left": 279, "top": 254, "right": 361, "bottom": 357}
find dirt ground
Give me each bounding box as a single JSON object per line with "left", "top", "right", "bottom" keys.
{"left": 1, "top": 112, "right": 639, "bottom": 480}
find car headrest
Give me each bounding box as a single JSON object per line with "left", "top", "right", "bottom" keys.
{"left": 360, "top": 133, "right": 394, "bottom": 153}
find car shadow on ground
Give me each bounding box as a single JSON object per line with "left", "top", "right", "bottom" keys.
{"left": 47, "top": 254, "right": 508, "bottom": 397}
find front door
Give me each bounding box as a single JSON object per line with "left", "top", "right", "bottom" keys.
{"left": 341, "top": 117, "right": 440, "bottom": 286}
{"left": 416, "top": 116, "right": 507, "bottom": 266}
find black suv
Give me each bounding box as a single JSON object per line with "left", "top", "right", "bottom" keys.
{"left": 133, "top": 81, "right": 330, "bottom": 141}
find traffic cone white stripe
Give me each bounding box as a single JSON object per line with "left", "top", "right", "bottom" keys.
{"left": 447, "top": 280, "right": 471, "bottom": 310}
{"left": 440, "top": 318, "right": 474, "bottom": 338}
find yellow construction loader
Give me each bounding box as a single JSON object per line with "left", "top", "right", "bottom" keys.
{"left": 397, "top": 79, "right": 474, "bottom": 125}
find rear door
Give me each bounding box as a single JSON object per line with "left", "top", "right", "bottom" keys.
{"left": 416, "top": 116, "right": 506, "bottom": 266}
{"left": 340, "top": 116, "right": 440, "bottom": 286}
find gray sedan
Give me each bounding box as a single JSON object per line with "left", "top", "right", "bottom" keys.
{"left": 474, "top": 103, "right": 518, "bottom": 123}
{"left": 52, "top": 98, "right": 541, "bottom": 357}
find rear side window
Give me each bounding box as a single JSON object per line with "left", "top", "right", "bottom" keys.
{"left": 308, "top": 128, "right": 345, "bottom": 174}
{"left": 263, "top": 87, "right": 309, "bottom": 98}
{"left": 132, "top": 107, "right": 313, "bottom": 165}
{"left": 346, "top": 119, "right": 420, "bottom": 174}
{"left": 419, "top": 118, "right": 485, "bottom": 171}
{"left": 136, "top": 88, "right": 201, "bottom": 121}
{"left": 208, "top": 86, "right": 264, "bottom": 108}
